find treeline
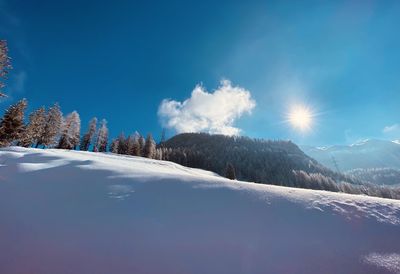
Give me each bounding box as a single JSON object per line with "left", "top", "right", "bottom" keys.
{"left": 0, "top": 99, "right": 158, "bottom": 159}
{"left": 346, "top": 168, "right": 400, "bottom": 186}
{"left": 292, "top": 170, "right": 400, "bottom": 200}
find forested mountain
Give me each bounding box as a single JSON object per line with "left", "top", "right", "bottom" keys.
{"left": 160, "top": 133, "right": 400, "bottom": 199}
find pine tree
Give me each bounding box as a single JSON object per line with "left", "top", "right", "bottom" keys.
{"left": 57, "top": 111, "right": 80, "bottom": 150}
{"left": 144, "top": 133, "right": 156, "bottom": 159}
{"left": 95, "top": 119, "right": 108, "bottom": 152}
{"left": 114, "top": 132, "right": 125, "bottom": 154}
{"left": 126, "top": 134, "right": 135, "bottom": 155}
{"left": 0, "top": 40, "right": 12, "bottom": 97}
{"left": 225, "top": 163, "right": 236, "bottom": 180}
{"left": 155, "top": 148, "right": 163, "bottom": 160}
{"left": 19, "top": 106, "right": 46, "bottom": 147}
{"left": 0, "top": 99, "right": 27, "bottom": 147}
{"left": 109, "top": 138, "right": 119, "bottom": 153}
{"left": 131, "top": 134, "right": 141, "bottom": 156}
{"left": 38, "top": 103, "right": 62, "bottom": 147}
{"left": 138, "top": 135, "right": 145, "bottom": 156}
{"left": 80, "top": 117, "right": 97, "bottom": 151}
{"left": 70, "top": 111, "right": 80, "bottom": 149}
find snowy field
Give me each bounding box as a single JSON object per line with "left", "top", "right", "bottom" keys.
{"left": 1, "top": 147, "right": 400, "bottom": 274}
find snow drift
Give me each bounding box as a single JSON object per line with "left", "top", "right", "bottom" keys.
{"left": 1, "top": 147, "right": 400, "bottom": 274}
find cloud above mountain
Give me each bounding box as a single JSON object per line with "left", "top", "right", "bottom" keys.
{"left": 158, "top": 80, "right": 256, "bottom": 136}
{"left": 383, "top": 124, "right": 400, "bottom": 139}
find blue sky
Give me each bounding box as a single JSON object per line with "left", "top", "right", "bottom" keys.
{"left": 1, "top": 0, "right": 400, "bottom": 146}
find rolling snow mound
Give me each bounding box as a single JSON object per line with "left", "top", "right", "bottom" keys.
{"left": 1, "top": 147, "right": 400, "bottom": 274}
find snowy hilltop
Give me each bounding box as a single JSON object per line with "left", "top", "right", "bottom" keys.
{"left": 1, "top": 147, "right": 400, "bottom": 274}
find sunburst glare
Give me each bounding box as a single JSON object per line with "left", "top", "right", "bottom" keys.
{"left": 287, "top": 104, "right": 314, "bottom": 132}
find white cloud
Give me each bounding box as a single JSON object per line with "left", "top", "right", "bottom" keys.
{"left": 383, "top": 124, "right": 399, "bottom": 134}
{"left": 382, "top": 124, "right": 400, "bottom": 140}
{"left": 158, "top": 80, "right": 256, "bottom": 136}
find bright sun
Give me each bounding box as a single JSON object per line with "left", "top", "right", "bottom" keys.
{"left": 288, "top": 105, "right": 313, "bottom": 131}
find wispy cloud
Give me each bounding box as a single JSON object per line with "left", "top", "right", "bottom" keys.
{"left": 382, "top": 124, "right": 400, "bottom": 140}
{"left": 158, "top": 80, "right": 256, "bottom": 136}
{"left": 383, "top": 124, "right": 399, "bottom": 134}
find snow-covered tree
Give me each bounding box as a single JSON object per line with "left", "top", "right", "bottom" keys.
{"left": 138, "top": 135, "right": 145, "bottom": 156}
{"left": 131, "top": 134, "right": 141, "bottom": 156}
{"left": 57, "top": 111, "right": 80, "bottom": 150}
{"left": 109, "top": 138, "right": 119, "bottom": 153}
{"left": 115, "top": 132, "right": 127, "bottom": 154}
{"left": 155, "top": 148, "right": 163, "bottom": 160}
{"left": 0, "top": 99, "right": 27, "bottom": 147}
{"left": 125, "top": 132, "right": 140, "bottom": 156}
{"left": 0, "top": 40, "right": 12, "bottom": 97}
{"left": 95, "top": 119, "right": 108, "bottom": 152}
{"left": 70, "top": 111, "right": 81, "bottom": 149}
{"left": 80, "top": 117, "right": 97, "bottom": 151}
{"left": 144, "top": 133, "right": 156, "bottom": 158}
{"left": 19, "top": 106, "right": 46, "bottom": 147}
{"left": 126, "top": 134, "right": 135, "bottom": 155}
{"left": 38, "top": 103, "right": 62, "bottom": 147}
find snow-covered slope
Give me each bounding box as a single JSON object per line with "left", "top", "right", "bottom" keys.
{"left": 1, "top": 147, "right": 400, "bottom": 274}
{"left": 301, "top": 139, "right": 400, "bottom": 172}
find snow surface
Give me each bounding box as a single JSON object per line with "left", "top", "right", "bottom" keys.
{"left": 1, "top": 147, "right": 400, "bottom": 274}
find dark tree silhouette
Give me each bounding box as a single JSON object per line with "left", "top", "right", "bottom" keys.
{"left": 225, "top": 163, "right": 236, "bottom": 180}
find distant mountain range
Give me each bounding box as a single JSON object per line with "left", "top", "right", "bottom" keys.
{"left": 301, "top": 139, "right": 400, "bottom": 186}
{"left": 301, "top": 139, "right": 400, "bottom": 172}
